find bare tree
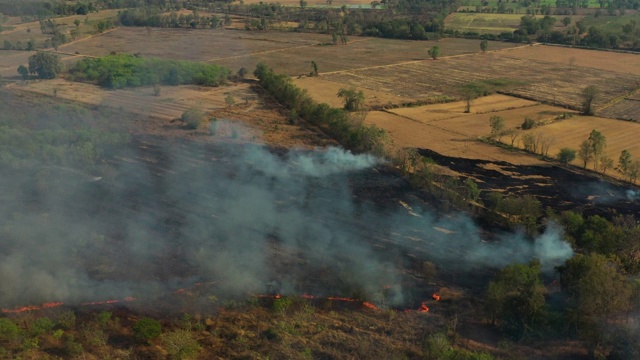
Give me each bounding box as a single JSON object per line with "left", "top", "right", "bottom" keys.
{"left": 578, "top": 139, "right": 593, "bottom": 168}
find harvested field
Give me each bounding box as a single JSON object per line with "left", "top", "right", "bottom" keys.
{"left": 598, "top": 99, "right": 640, "bottom": 121}
{"left": 60, "top": 29, "right": 519, "bottom": 76}
{"left": 511, "top": 116, "right": 640, "bottom": 174}
{"left": 430, "top": 104, "right": 577, "bottom": 138}
{"left": 444, "top": 13, "right": 522, "bottom": 33}
{"left": 365, "top": 110, "right": 545, "bottom": 165}
{"left": 322, "top": 51, "right": 640, "bottom": 108}
{"left": 389, "top": 94, "right": 537, "bottom": 122}
{"left": 501, "top": 45, "right": 640, "bottom": 76}
{"left": 293, "top": 77, "right": 414, "bottom": 108}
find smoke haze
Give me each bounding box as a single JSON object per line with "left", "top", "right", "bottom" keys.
{"left": 0, "top": 127, "right": 574, "bottom": 308}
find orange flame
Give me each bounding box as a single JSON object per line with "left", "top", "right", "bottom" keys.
{"left": 418, "top": 303, "right": 429, "bottom": 312}
{"left": 432, "top": 293, "right": 441, "bottom": 301}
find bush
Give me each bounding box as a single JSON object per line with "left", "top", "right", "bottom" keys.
{"left": 29, "top": 317, "right": 55, "bottom": 336}
{"left": 133, "top": 317, "right": 162, "bottom": 343}
{"left": 557, "top": 147, "right": 576, "bottom": 165}
{"left": 521, "top": 117, "right": 536, "bottom": 130}
{"left": 180, "top": 109, "right": 205, "bottom": 130}
{"left": 0, "top": 318, "right": 19, "bottom": 343}
{"left": 69, "top": 54, "right": 230, "bottom": 89}
{"left": 160, "top": 330, "right": 201, "bottom": 360}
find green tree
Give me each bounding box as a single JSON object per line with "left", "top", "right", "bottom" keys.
{"left": 28, "top": 51, "right": 62, "bottom": 79}
{"left": 557, "top": 147, "right": 576, "bottom": 165}
{"left": 337, "top": 87, "right": 365, "bottom": 111}
{"left": 74, "top": 19, "right": 81, "bottom": 28}
{"left": 562, "top": 16, "right": 571, "bottom": 26}
{"left": 133, "top": 317, "right": 162, "bottom": 343}
{"left": 480, "top": 39, "right": 488, "bottom": 52}
{"left": 428, "top": 45, "right": 440, "bottom": 60}
{"left": 580, "top": 85, "right": 599, "bottom": 115}
{"left": 618, "top": 150, "right": 632, "bottom": 178}
{"left": 180, "top": 108, "right": 205, "bottom": 129}
{"left": 310, "top": 60, "right": 318, "bottom": 77}
{"left": 559, "top": 254, "right": 633, "bottom": 359}
{"left": 485, "top": 260, "right": 547, "bottom": 340}
{"left": 489, "top": 116, "right": 505, "bottom": 138}
{"left": 587, "top": 129, "right": 606, "bottom": 170}
{"left": 578, "top": 139, "right": 593, "bottom": 168}
{"left": 17, "top": 64, "right": 30, "bottom": 80}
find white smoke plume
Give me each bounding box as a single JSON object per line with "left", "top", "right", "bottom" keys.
{"left": 0, "top": 129, "right": 574, "bottom": 309}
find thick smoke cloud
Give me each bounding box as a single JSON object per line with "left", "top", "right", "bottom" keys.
{"left": 0, "top": 129, "right": 574, "bottom": 309}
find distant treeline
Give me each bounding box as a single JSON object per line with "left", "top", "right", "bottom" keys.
{"left": 69, "top": 54, "right": 230, "bottom": 89}
{"left": 118, "top": 8, "right": 229, "bottom": 28}
{"left": 254, "top": 63, "right": 387, "bottom": 155}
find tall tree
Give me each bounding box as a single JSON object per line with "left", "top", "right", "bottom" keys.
{"left": 587, "top": 129, "right": 606, "bottom": 170}
{"left": 578, "top": 139, "right": 593, "bottom": 168}
{"left": 618, "top": 150, "right": 632, "bottom": 179}
{"left": 428, "top": 45, "right": 440, "bottom": 60}
{"left": 489, "top": 116, "right": 505, "bottom": 139}
{"left": 559, "top": 254, "right": 633, "bottom": 359}
{"left": 27, "top": 51, "right": 61, "bottom": 79}
{"left": 485, "top": 260, "right": 547, "bottom": 340}
{"left": 480, "top": 39, "right": 488, "bottom": 52}
{"left": 17, "top": 64, "right": 29, "bottom": 80}
{"left": 580, "top": 85, "right": 599, "bottom": 115}
{"left": 337, "top": 87, "right": 365, "bottom": 111}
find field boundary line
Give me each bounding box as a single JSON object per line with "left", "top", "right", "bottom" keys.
{"left": 596, "top": 87, "right": 640, "bottom": 113}
{"left": 319, "top": 43, "right": 541, "bottom": 77}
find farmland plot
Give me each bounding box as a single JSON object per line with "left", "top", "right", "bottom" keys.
{"left": 322, "top": 52, "right": 640, "bottom": 108}
{"left": 598, "top": 99, "right": 640, "bottom": 121}
{"left": 511, "top": 116, "right": 640, "bottom": 174}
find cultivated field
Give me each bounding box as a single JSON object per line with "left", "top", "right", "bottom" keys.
{"left": 58, "top": 28, "right": 520, "bottom": 76}
{"left": 321, "top": 50, "right": 640, "bottom": 108}
{"left": 598, "top": 99, "right": 640, "bottom": 121}
{"left": 444, "top": 13, "right": 523, "bottom": 33}
{"left": 511, "top": 116, "right": 640, "bottom": 171}
{"left": 501, "top": 45, "right": 640, "bottom": 76}
{"left": 389, "top": 94, "right": 538, "bottom": 122}
{"left": 0, "top": 50, "right": 35, "bottom": 78}
{"left": 293, "top": 77, "right": 414, "bottom": 108}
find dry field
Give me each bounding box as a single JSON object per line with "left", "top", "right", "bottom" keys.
{"left": 321, "top": 50, "right": 640, "bottom": 108}
{"left": 7, "top": 79, "right": 333, "bottom": 148}
{"left": 444, "top": 13, "right": 523, "bottom": 33}
{"left": 60, "top": 28, "right": 519, "bottom": 75}
{"left": 0, "top": 10, "right": 121, "bottom": 46}
{"left": 598, "top": 99, "right": 640, "bottom": 121}
{"left": 0, "top": 50, "right": 35, "bottom": 78}
{"left": 500, "top": 45, "right": 640, "bottom": 76}
{"left": 427, "top": 104, "right": 576, "bottom": 138}
{"left": 510, "top": 116, "right": 640, "bottom": 170}
{"left": 293, "top": 77, "right": 414, "bottom": 108}
{"left": 389, "top": 94, "right": 538, "bottom": 122}
{"left": 365, "top": 110, "right": 545, "bottom": 165}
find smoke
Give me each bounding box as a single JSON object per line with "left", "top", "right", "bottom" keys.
{"left": 0, "top": 127, "right": 574, "bottom": 309}
{"left": 569, "top": 180, "right": 639, "bottom": 205}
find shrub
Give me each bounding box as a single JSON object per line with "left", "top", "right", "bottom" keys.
{"left": 29, "top": 317, "right": 55, "bottom": 336}
{"left": 0, "top": 318, "right": 19, "bottom": 343}
{"left": 133, "top": 317, "right": 162, "bottom": 343}
{"left": 180, "top": 109, "right": 205, "bottom": 130}
{"left": 521, "top": 117, "right": 536, "bottom": 130}
{"left": 160, "top": 330, "right": 201, "bottom": 360}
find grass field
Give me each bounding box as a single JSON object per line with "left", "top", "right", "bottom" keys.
{"left": 444, "top": 13, "right": 524, "bottom": 33}
{"left": 293, "top": 77, "right": 414, "bottom": 108}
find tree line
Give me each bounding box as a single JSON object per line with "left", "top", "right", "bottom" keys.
{"left": 253, "top": 63, "right": 387, "bottom": 155}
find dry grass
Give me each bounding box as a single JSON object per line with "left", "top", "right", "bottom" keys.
{"left": 365, "top": 110, "right": 545, "bottom": 165}
{"left": 322, "top": 50, "right": 640, "bottom": 108}
{"left": 598, "top": 99, "right": 640, "bottom": 121}
{"left": 389, "top": 94, "right": 538, "bottom": 122}
{"left": 502, "top": 45, "right": 640, "bottom": 76}
{"left": 511, "top": 116, "right": 640, "bottom": 173}
{"left": 293, "top": 77, "right": 414, "bottom": 108}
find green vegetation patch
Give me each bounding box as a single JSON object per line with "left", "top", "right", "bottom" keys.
{"left": 69, "top": 54, "right": 231, "bottom": 89}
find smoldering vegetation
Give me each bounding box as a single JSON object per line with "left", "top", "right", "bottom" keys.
{"left": 0, "top": 99, "right": 574, "bottom": 309}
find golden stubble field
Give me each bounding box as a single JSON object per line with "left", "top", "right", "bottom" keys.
{"left": 510, "top": 116, "right": 640, "bottom": 172}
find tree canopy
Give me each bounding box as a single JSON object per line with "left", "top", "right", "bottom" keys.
{"left": 28, "top": 51, "right": 61, "bottom": 79}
